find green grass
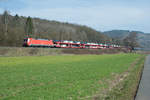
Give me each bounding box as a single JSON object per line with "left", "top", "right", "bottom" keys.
{"left": 104, "top": 54, "right": 145, "bottom": 100}
{"left": 0, "top": 54, "right": 142, "bottom": 100}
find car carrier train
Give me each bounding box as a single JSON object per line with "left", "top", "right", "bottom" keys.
{"left": 23, "top": 38, "right": 121, "bottom": 49}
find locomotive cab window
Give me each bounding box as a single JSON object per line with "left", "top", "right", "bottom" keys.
{"left": 24, "top": 39, "right": 28, "bottom": 42}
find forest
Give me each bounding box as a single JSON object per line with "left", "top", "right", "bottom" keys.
{"left": 0, "top": 11, "right": 112, "bottom": 47}
{"left": 0, "top": 11, "right": 138, "bottom": 49}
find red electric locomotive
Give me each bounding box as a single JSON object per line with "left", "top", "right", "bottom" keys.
{"left": 23, "top": 38, "right": 54, "bottom": 47}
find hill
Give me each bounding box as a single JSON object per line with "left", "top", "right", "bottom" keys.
{"left": 103, "top": 30, "right": 130, "bottom": 39}
{"left": 0, "top": 12, "right": 110, "bottom": 47}
{"left": 103, "top": 30, "right": 150, "bottom": 48}
{"left": 137, "top": 32, "right": 150, "bottom": 48}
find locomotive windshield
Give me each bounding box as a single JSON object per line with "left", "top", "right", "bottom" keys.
{"left": 24, "top": 38, "right": 28, "bottom": 42}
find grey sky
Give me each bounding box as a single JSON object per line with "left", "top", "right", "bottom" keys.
{"left": 0, "top": 0, "right": 150, "bottom": 32}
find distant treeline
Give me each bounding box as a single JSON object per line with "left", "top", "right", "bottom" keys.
{"left": 0, "top": 11, "right": 138, "bottom": 49}
{"left": 104, "top": 30, "right": 150, "bottom": 48}
{"left": 0, "top": 11, "right": 112, "bottom": 47}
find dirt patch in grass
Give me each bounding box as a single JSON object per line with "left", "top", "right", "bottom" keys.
{"left": 80, "top": 55, "right": 145, "bottom": 100}
{"left": 102, "top": 55, "right": 145, "bottom": 100}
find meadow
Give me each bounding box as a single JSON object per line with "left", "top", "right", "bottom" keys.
{"left": 0, "top": 54, "right": 144, "bottom": 100}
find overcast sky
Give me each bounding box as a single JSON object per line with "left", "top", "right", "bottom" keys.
{"left": 0, "top": 0, "right": 150, "bottom": 32}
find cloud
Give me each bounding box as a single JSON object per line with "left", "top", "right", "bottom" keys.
{"left": 0, "top": 8, "right": 4, "bottom": 13}
{"left": 0, "top": 0, "right": 150, "bottom": 32}
{"left": 13, "top": 4, "right": 150, "bottom": 32}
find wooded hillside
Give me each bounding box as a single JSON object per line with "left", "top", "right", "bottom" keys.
{"left": 103, "top": 30, "right": 150, "bottom": 48}
{"left": 0, "top": 11, "right": 111, "bottom": 47}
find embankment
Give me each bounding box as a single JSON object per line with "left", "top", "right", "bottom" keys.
{"left": 0, "top": 47, "right": 129, "bottom": 56}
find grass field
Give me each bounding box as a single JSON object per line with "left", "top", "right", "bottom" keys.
{"left": 0, "top": 54, "right": 143, "bottom": 100}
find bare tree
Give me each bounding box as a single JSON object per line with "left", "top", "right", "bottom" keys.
{"left": 2, "top": 10, "right": 9, "bottom": 37}
{"left": 123, "top": 32, "right": 139, "bottom": 51}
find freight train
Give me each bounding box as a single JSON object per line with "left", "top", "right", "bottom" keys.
{"left": 23, "top": 38, "right": 120, "bottom": 49}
